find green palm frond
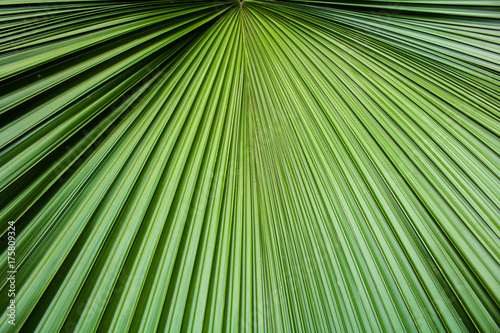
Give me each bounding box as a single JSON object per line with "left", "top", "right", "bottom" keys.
{"left": 0, "top": 0, "right": 499, "bottom": 332}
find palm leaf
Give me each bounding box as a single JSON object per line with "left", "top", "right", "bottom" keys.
{"left": 0, "top": 0, "right": 499, "bottom": 331}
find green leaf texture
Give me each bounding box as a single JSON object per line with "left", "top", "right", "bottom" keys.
{"left": 0, "top": 0, "right": 499, "bottom": 332}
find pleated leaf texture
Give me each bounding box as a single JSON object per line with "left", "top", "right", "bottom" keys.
{"left": 0, "top": 0, "right": 499, "bottom": 332}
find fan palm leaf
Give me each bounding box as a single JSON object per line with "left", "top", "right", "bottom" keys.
{"left": 0, "top": 0, "right": 499, "bottom": 332}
